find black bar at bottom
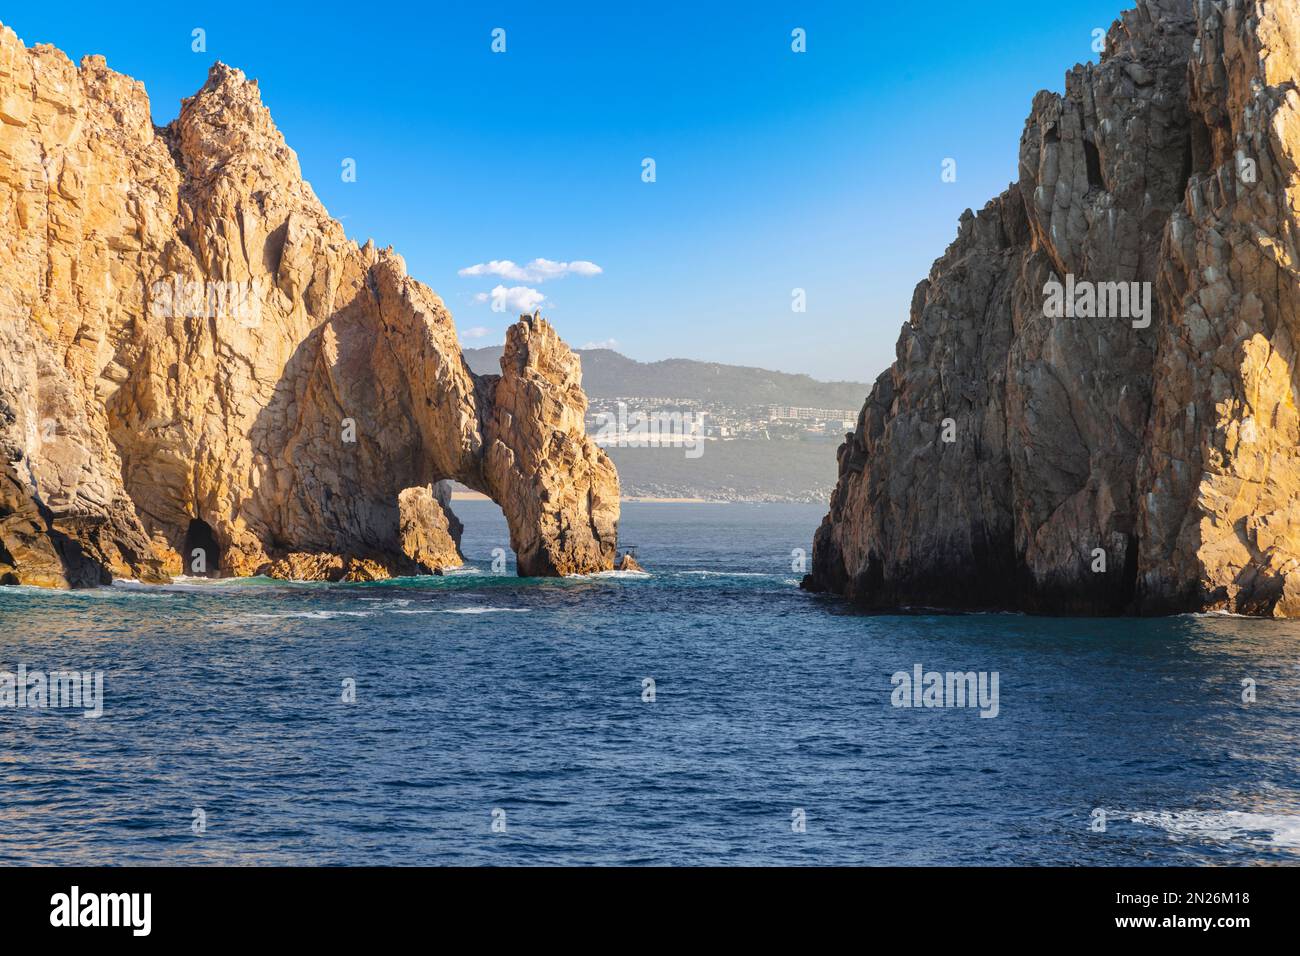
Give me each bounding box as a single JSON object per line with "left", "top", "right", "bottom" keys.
{"left": 0, "top": 865, "right": 1288, "bottom": 941}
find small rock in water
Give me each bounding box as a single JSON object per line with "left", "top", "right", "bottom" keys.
{"left": 617, "top": 552, "right": 646, "bottom": 573}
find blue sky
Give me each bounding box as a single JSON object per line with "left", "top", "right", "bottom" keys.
{"left": 4, "top": 1, "right": 1126, "bottom": 382}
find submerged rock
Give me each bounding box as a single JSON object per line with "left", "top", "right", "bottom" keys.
{"left": 805, "top": 0, "right": 1300, "bottom": 616}
{"left": 0, "top": 28, "right": 619, "bottom": 587}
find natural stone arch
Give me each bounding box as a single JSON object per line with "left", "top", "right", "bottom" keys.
{"left": 0, "top": 43, "right": 618, "bottom": 587}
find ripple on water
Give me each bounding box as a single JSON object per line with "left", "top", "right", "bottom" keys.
{"left": 1, "top": 502, "right": 1299, "bottom": 864}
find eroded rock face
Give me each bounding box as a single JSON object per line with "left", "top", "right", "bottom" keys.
{"left": 0, "top": 26, "right": 619, "bottom": 587}
{"left": 482, "top": 318, "right": 621, "bottom": 576}
{"left": 1137, "top": 0, "right": 1300, "bottom": 615}
{"left": 806, "top": 0, "right": 1300, "bottom": 616}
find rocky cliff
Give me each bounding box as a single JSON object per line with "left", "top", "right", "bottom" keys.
{"left": 0, "top": 26, "right": 619, "bottom": 587}
{"left": 805, "top": 0, "right": 1300, "bottom": 616}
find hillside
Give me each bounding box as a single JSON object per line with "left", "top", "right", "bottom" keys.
{"left": 463, "top": 346, "right": 868, "bottom": 409}
{"left": 460, "top": 346, "right": 863, "bottom": 502}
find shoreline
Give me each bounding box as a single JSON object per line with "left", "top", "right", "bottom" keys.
{"left": 451, "top": 491, "right": 712, "bottom": 504}
{"left": 449, "top": 491, "right": 826, "bottom": 505}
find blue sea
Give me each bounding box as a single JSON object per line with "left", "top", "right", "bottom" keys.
{"left": 1, "top": 502, "right": 1298, "bottom": 865}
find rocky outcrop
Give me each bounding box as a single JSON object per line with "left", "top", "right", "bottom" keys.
{"left": 395, "top": 481, "right": 464, "bottom": 576}
{"left": 0, "top": 25, "right": 619, "bottom": 587}
{"left": 805, "top": 0, "right": 1300, "bottom": 616}
{"left": 616, "top": 552, "right": 646, "bottom": 573}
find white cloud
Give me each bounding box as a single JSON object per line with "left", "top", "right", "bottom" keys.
{"left": 473, "top": 285, "right": 546, "bottom": 314}
{"left": 458, "top": 258, "right": 603, "bottom": 283}
{"left": 582, "top": 338, "right": 619, "bottom": 351}
{"left": 460, "top": 326, "right": 492, "bottom": 339}
{"left": 462, "top": 261, "right": 529, "bottom": 281}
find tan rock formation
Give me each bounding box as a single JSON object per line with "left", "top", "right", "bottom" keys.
{"left": 397, "top": 481, "right": 464, "bottom": 576}
{"left": 616, "top": 552, "right": 646, "bottom": 573}
{"left": 1137, "top": 0, "right": 1300, "bottom": 615}
{"left": 0, "top": 26, "right": 619, "bottom": 587}
{"left": 806, "top": 0, "right": 1300, "bottom": 616}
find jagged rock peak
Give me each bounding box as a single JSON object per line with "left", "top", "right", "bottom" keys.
{"left": 804, "top": 0, "right": 1300, "bottom": 617}
{"left": 0, "top": 22, "right": 620, "bottom": 587}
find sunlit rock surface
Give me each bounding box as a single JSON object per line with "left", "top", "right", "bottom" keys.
{"left": 806, "top": 0, "right": 1300, "bottom": 616}
{"left": 0, "top": 27, "right": 618, "bottom": 586}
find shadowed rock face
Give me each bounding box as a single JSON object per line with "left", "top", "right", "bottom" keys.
{"left": 805, "top": 0, "right": 1300, "bottom": 616}
{"left": 0, "top": 28, "right": 619, "bottom": 587}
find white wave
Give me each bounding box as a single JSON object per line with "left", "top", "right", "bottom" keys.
{"left": 390, "top": 607, "right": 531, "bottom": 615}
{"left": 678, "top": 570, "right": 775, "bottom": 579}
{"left": 2, "top": 584, "right": 142, "bottom": 599}
{"left": 0, "top": 582, "right": 177, "bottom": 599}
{"left": 1129, "top": 809, "right": 1300, "bottom": 849}
{"left": 562, "top": 572, "right": 646, "bottom": 582}
{"left": 246, "top": 610, "right": 374, "bottom": 620}
{"left": 439, "top": 607, "right": 531, "bottom": 615}
{"left": 1175, "top": 609, "right": 1260, "bottom": 619}
{"left": 112, "top": 576, "right": 278, "bottom": 594}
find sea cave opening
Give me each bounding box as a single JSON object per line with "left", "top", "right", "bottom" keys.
{"left": 182, "top": 517, "right": 221, "bottom": 578}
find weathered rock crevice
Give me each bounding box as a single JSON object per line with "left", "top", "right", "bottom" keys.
{"left": 805, "top": 0, "right": 1300, "bottom": 616}
{"left": 0, "top": 27, "right": 619, "bottom": 587}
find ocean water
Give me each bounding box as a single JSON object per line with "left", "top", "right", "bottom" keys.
{"left": 1, "top": 501, "right": 1298, "bottom": 866}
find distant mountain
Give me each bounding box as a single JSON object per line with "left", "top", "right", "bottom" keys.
{"left": 462, "top": 347, "right": 868, "bottom": 409}
{"left": 460, "top": 345, "right": 864, "bottom": 502}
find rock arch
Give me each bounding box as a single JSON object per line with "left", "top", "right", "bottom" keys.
{"left": 0, "top": 38, "right": 618, "bottom": 587}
